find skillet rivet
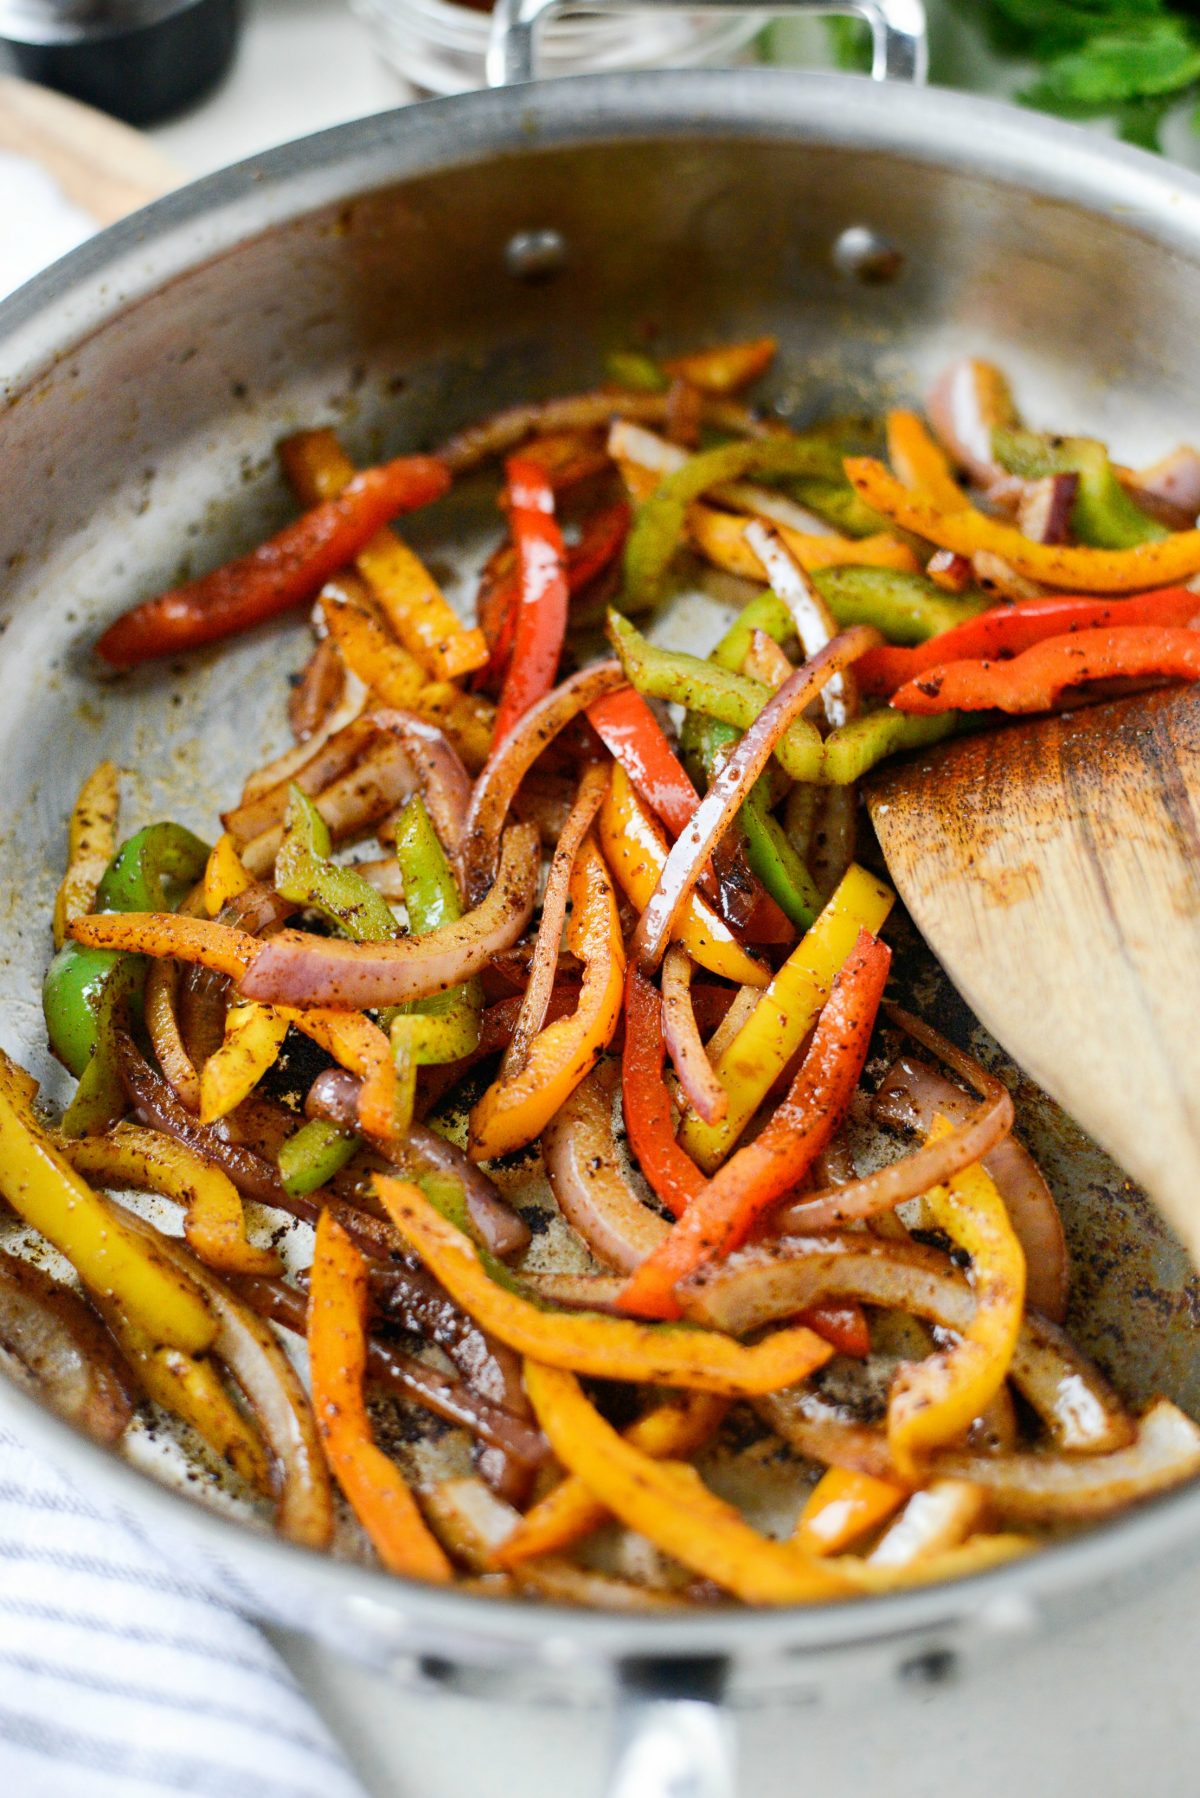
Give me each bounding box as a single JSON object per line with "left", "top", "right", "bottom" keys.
{"left": 898, "top": 1647, "right": 957, "bottom": 1687}
{"left": 832, "top": 225, "right": 904, "bottom": 284}
{"left": 505, "top": 228, "right": 568, "bottom": 283}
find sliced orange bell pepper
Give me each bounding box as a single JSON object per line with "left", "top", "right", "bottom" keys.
{"left": 599, "top": 765, "right": 767, "bottom": 989}
{"left": 69, "top": 912, "right": 259, "bottom": 979}
{"left": 280, "top": 427, "right": 486, "bottom": 681}
{"left": 885, "top": 410, "right": 966, "bottom": 512}
{"left": 687, "top": 503, "right": 918, "bottom": 582}
{"left": 793, "top": 1466, "right": 906, "bottom": 1554}
{"left": 523, "top": 1361, "right": 852, "bottom": 1603}
{"left": 469, "top": 835, "right": 623, "bottom": 1160}
{"left": 62, "top": 1124, "right": 280, "bottom": 1278}
{"left": 199, "top": 1000, "right": 290, "bottom": 1124}
{"left": 53, "top": 761, "right": 119, "bottom": 950}
{"left": 374, "top": 1176, "right": 833, "bottom": 1396}
{"left": 308, "top": 1209, "right": 452, "bottom": 1582}
{"left": 620, "top": 930, "right": 890, "bottom": 1320}
{"left": 492, "top": 1392, "right": 728, "bottom": 1567}
{"left": 888, "top": 1118, "right": 1026, "bottom": 1480}
{"left": 318, "top": 579, "right": 427, "bottom": 706}
{"left": 680, "top": 862, "right": 894, "bottom": 1172}
{"left": 203, "top": 832, "right": 254, "bottom": 916}
{"left": 846, "top": 456, "right": 1200, "bottom": 592}
{"left": 661, "top": 337, "right": 777, "bottom": 394}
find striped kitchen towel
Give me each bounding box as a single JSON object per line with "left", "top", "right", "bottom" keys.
{"left": 0, "top": 1424, "right": 368, "bottom": 1798}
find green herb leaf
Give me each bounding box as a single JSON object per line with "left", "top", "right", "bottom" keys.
{"left": 1020, "top": 17, "right": 1200, "bottom": 112}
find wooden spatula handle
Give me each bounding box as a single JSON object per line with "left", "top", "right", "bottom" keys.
{"left": 868, "top": 686, "right": 1200, "bottom": 1261}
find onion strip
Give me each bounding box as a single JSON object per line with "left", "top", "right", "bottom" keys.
{"left": 661, "top": 946, "right": 727, "bottom": 1126}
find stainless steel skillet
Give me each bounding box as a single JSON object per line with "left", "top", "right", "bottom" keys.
{"left": 2, "top": 3, "right": 1200, "bottom": 1790}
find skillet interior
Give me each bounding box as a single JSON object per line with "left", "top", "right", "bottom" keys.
{"left": 2, "top": 75, "right": 1200, "bottom": 1659}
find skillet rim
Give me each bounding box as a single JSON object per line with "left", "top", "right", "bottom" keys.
{"left": 3, "top": 66, "right": 1200, "bottom": 1660}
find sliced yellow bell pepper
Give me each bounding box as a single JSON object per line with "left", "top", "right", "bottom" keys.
{"left": 680, "top": 862, "right": 893, "bottom": 1172}
{"left": 885, "top": 410, "right": 967, "bottom": 512}
{"left": 281, "top": 428, "right": 487, "bottom": 681}
{"left": 63, "top": 1123, "right": 280, "bottom": 1278}
{"left": 203, "top": 832, "right": 254, "bottom": 917}
{"left": 199, "top": 1001, "right": 290, "bottom": 1124}
{"left": 525, "top": 1362, "right": 1030, "bottom": 1603}
{"left": 53, "top": 761, "right": 119, "bottom": 950}
{"left": 793, "top": 1466, "right": 906, "bottom": 1555}
{"left": 598, "top": 764, "right": 768, "bottom": 989}
{"left": 846, "top": 456, "right": 1200, "bottom": 592}
{"left": 374, "top": 1176, "right": 833, "bottom": 1396}
{"left": 888, "top": 1118, "right": 1026, "bottom": 1480}
{"left": 687, "top": 503, "right": 917, "bottom": 582}
{"left": 100, "top": 1300, "right": 272, "bottom": 1495}
{"left": 469, "top": 835, "right": 624, "bottom": 1160}
{"left": 523, "top": 1361, "right": 854, "bottom": 1603}
{"left": 492, "top": 1392, "right": 728, "bottom": 1567}
{"left": 0, "top": 1068, "right": 215, "bottom": 1354}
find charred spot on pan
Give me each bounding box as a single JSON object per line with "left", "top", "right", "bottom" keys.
{"left": 516, "top": 1204, "right": 552, "bottom": 1238}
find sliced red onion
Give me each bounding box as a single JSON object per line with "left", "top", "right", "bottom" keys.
{"left": 240, "top": 821, "right": 540, "bottom": 1009}
{"left": 122, "top": 1212, "right": 334, "bottom": 1549}
{"left": 871, "top": 1052, "right": 1069, "bottom": 1321}
{"left": 116, "top": 1028, "right": 302, "bottom": 1211}
{"left": 370, "top": 708, "right": 471, "bottom": 857}
{"left": 234, "top": 1275, "right": 547, "bottom": 1470}
{"left": 288, "top": 635, "right": 346, "bottom": 744}
{"left": 501, "top": 763, "right": 608, "bottom": 1081}
{"left": 240, "top": 729, "right": 431, "bottom": 879}
{"left": 927, "top": 357, "right": 1016, "bottom": 487}
{"left": 1017, "top": 473, "right": 1078, "bottom": 546}
{"left": 305, "top": 1067, "right": 362, "bottom": 1129}
{"left": 0, "top": 1248, "right": 138, "bottom": 1446}
{"left": 773, "top": 1008, "right": 1014, "bottom": 1234}
{"left": 460, "top": 660, "right": 625, "bottom": 905}
{"left": 631, "top": 629, "right": 879, "bottom": 973}
{"left": 401, "top": 1124, "right": 531, "bottom": 1261}
{"left": 744, "top": 520, "right": 857, "bottom": 729}
{"left": 1131, "top": 445, "right": 1200, "bottom": 522}
{"left": 661, "top": 946, "right": 727, "bottom": 1126}
{"left": 224, "top": 714, "right": 378, "bottom": 846}
{"left": 541, "top": 1060, "right": 669, "bottom": 1273}
{"left": 239, "top": 673, "right": 370, "bottom": 806}
{"left": 439, "top": 389, "right": 771, "bottom": 476}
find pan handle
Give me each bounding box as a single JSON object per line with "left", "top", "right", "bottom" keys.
{"left": 488, "top": 0, "right": 927, "bottom": 88}
{"left": 605, "top": 1688, "right": 736, "bottom": 1798}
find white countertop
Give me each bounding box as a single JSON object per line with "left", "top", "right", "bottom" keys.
{"left": 9, "top": 8, "right": 1200, "bottom": 1790}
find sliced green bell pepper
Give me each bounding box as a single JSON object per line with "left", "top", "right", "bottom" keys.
{"left": 607, "top": 611, "right": 823, "bottom": 783}
{"left": 278, "top": 1116, "right": 359, "bottom": 1199}
{"left": 390, "top": 795, "right": 482, "bottom": 1090}
{"left": 605, "top": 350, "right": 668, "bottom": 393}
{"left": 44, "top": 821, "right": 210, "bottom": 1136}
{"left": 275, "top": 785, "right": 399, "bottom": 942}
{"left": 819, "top": 708, "right": 958, "bottom": 785}
{"left": 811, "top": 567, "right": 989, "bottom": 644}
{"left": 623, "top": 435, "right": 844, "bottom": 606}
{"left": 992, "top": 426, "right": 1165, "bottom": 550}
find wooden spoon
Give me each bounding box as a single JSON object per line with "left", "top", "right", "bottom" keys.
{"left": 866, "top": 684, "right": 1200, "bottom": 1260}
{"left": 0, "top": 74, "right": 177, "bottom": 223}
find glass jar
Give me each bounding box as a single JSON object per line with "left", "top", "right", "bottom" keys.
{"left": 353, "top": 0, "right": 762, "bottom": 98}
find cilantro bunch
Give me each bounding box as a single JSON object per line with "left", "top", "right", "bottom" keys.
{"left": 972, "top": 0, "right": 1200, "bottom": 147}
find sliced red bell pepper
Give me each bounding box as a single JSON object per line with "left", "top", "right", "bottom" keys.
{"left": 858, "top": 585, "right": 1200, "bottom": 697}
{"left": 622, "top": 965, "right": 705, "bottom": 1221}
{"left": 891, "top": 624, "right": 1200, "bottom": 715}
{"left": 797, "top": 1301, "right": 871, "bottom": 1360}
{"left": 489, "top": 459, "right": 571, "bottom": 740}
{"left": 588, "top": 687, "right": 701, "bottom": 839}
{"left": 618, "top": 930, "right": 891, "bottom": 1319}
{"left": 479, "top": 501, "right": 630, "bottom": 691}
{"left": 95, "top": 456, "right": 450, "bottom": 667}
